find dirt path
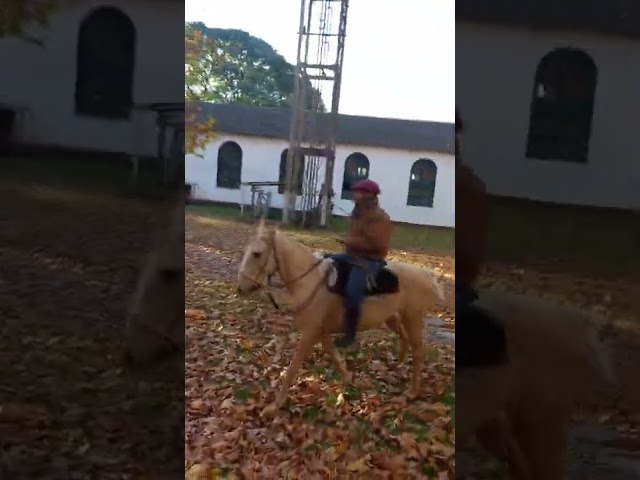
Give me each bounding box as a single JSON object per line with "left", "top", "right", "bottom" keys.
{"left": 569, "top": 424, "right": 640, "bottom": 479}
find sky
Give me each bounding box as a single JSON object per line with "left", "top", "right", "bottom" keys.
{"left": 185, "top": 0, "right": 455, "bottom": 123}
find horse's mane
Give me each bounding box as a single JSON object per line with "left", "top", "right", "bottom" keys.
{"left": 273, "top": 229, "right": 314, "bottom": 254}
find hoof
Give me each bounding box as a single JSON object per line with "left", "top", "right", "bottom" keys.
{"left": 405, "top": 389, "right": 421, "bottom": 400}
{"left": 261, "top": 403, "right": 280, "bottom": 417}
{"left": 274, "top": 394, "right": 288, "bottom": 409}
{"left": 334, "top": 334, "right": 356, "bottom": 349}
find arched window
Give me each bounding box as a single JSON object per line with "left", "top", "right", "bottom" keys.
{"left": 216, "top": 141, "right": 242, "bottom": 189}
{"left": 341, "top": 152, "right": 370, "bottom": 199}
{"left": 278, "top": 148, "right": 304, "bottom": 195}
{"left": 407, "top": 159, "right": 437, "bottom": 207}
{"left": 75, "top": 7, "right": 136, "bottom": 119}
{"left": 526, "top": 48, "right": 597, "bottom": 163}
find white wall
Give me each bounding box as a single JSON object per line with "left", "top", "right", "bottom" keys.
{"left": 185, "top": 133, "right": 455, "bottom": 227}
{"left": 0, "top": 0, "right": 183, "bottom": 155}
{"left": 457, "top": 23, "right": 640, "bottom": 210}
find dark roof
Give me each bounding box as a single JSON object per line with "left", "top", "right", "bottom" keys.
{"left": 457, "top": 0, "right": 640, "bottom": 39}
{"left": 197, "top": 102, "right": 454, "bottom": 154}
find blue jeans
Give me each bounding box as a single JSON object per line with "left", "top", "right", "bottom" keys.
{"left": 455, "top": 282, "right": 478, "bottom": 317}
{"left": 455, "top": 282, "right": 508, "bottom": 367}
{"left": 330, "top": 253, "right": 385, "bottom": 320}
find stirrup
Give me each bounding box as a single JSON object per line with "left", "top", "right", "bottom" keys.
{"left": 334, "top": 333, "right": 356, "bottom": 348}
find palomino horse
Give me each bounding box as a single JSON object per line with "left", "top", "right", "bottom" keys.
{"left": 236, "top": 219, "right": 444, "bottom": 409}
{"left": 457, "top": 289, "right": 614, "bottom": 479}
{"left": 125, "top": 196, "right": 184, "bottom": 364}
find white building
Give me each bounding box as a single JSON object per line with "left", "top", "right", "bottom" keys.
{"left": 457, "top": 1, "right": 640, "bottom": 210}
{"left": 0, "top": 0, "right": 183, "bottom": 157}
{"left": 185, "top": 103, "right": 455, "bottom": 227}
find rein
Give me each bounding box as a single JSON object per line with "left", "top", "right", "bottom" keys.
{"left": 265, "top": 234, "right": 326, "bottom": 314}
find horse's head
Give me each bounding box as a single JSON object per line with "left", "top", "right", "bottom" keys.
{"left": 237, "top": 218, "right": 278, "bottom": 294}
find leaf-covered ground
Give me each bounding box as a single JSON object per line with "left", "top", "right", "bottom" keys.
{"left": 185, "top": 211, "right": 456, "bottom": 478}
{"left": 0, "top": 182, "right": 183, "bottom": 479}
{"left": 185, "top": 206, "right": 640, "bottom": 480}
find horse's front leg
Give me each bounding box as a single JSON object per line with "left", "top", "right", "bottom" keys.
{"left": 275, "top": 329, "right": 319, "bottom": 408}
{"left": 321, "top": 336, "right": 352, "bottom": 385}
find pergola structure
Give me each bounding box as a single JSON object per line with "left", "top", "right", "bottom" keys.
{"left": 133, "top": 102, "right": 184, "bottom": 185}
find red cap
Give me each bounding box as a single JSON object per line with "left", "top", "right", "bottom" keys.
{"left": 351, "top": 179, "right": 380, "bottom": 195}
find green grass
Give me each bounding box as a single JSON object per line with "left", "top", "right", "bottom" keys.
{"left": 187, "top": 197, "right": 639, "bottom": 278}
{"left": 487, "top": 197, "right": 640, "bottom": 280}
{"left": 0, "top": 153, "right": 170, "bottom": 197}
{"left": 16, "top": 152, "right": 631, "bottom": 279}
{"left": 186, "top": 203, "right": 455, "bottom": 256}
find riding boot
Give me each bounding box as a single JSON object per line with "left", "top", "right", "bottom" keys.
{"left": 334, "top": 307, "right": 359, "bottom": 348}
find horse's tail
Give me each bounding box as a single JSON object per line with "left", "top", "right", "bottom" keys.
{"left": 584, "top": 316, "right": 615, "bottom": 387}
{"left": 429, "top": 271, "right": 446, "bottom": 303}
{"left": 418, "top": 267, "right": 445, "bottom": 304}
{"left": 536, "top": 307, "right": 615, "bottom": 405}
{"left": 420, "top": 268, "right": 445, "bottom": 304}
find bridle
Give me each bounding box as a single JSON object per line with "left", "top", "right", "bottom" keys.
{"left": 240, "top": 232, "right": 325, "bottom": 312}
{"left": 239, "top": 239, "right": 278, "bottom": 291}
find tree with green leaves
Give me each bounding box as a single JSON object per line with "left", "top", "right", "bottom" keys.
{"left": 185, "top": 22, "right": 325, "bottom": 111}
{"left": 185, "top": 27, "right": 217, "bottom": 157}
{"left": 1, "top": 0, "right": 63, "bottom": 45}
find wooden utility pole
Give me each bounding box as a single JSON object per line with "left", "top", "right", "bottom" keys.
{"left": 282, "top": 0, "right": 350, "bottom": 226}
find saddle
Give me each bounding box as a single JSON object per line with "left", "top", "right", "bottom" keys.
{"left": 456, "top": 302, "right": 509, "bottom": 368}
{"left": 317, "top": 254, "right": 400, "bottom": 297}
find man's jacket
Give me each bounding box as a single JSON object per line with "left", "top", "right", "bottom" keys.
{"left": 344, "top": 198, "right": 392, "bottom": 261}
{"left": 456, "top": 163, "right": 490, "bottom": 285}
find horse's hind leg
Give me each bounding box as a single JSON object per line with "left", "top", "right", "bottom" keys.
{"left": 385, "top": 313, "right": 409, "bottom": 362}
{"left": 321, "top": 336, "right": 352, "bottom": 385}
{"left": 513, "top": 406, "right": 569, "bottom": 480}
{"left": 476, "top": 413, "right": 532, "bottom": 480}
{"left": 275, "top": 329, "right": 319, "bottom": 408}
{"left": 400, "top": 310, "right": 426, "bottom": 398}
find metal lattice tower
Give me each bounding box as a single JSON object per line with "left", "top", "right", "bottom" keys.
{"left": 282, "top": 0, "right": 349, "bottom": 226}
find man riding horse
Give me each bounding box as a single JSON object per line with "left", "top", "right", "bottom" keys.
{"left": 331, "top": 114, "right": 503, "bottom": 356}
{"left": 332, "top": 178, "right": 392, "bottom": 348}
{"left": 455, "top": 109, "right": 508, "bottom": 366}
